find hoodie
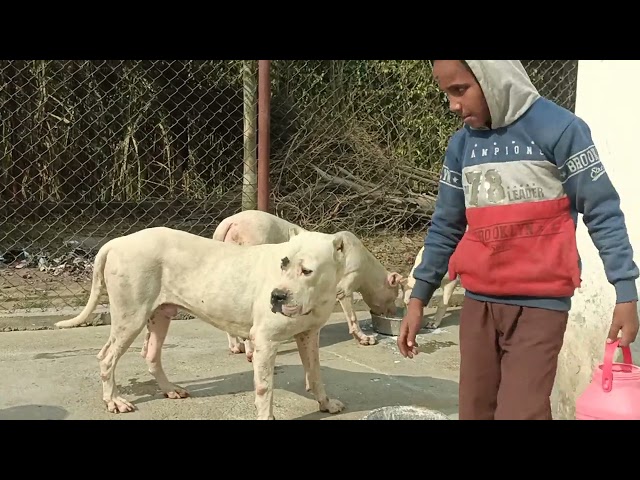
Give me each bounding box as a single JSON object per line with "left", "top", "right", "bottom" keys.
{"left": 410, "top": 60, "right": 639, "bottom": 311}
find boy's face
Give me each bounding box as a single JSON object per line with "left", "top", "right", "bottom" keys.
{"left": 432, "top": 60, "right": 491, "bottom": 129}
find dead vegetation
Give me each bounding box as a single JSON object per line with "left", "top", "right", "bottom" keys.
{"left": 271, "top": 117, "right": 440, "bottom": 235}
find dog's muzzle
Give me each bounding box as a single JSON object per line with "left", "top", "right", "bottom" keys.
{"left": 270, "top": 288, "right": 289, "bottom": 314}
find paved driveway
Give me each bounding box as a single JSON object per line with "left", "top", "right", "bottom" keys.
{"left": 0, "top": 309, "right": 461, "bottom": 420}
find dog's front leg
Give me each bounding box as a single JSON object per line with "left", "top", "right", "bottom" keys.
{"left": 251, "top": 331, "right": 280, "bottom": 420}
{"left": 295, "top": 328, "right": 345, "bottom": 415}
{"left": 243, "top": 338, "right": 254, "bottom": 362}
{"left": 338, "top": 295, "right": 377, "bottom": 346}
{"left": 227, "top": 333, "right": 246, "bottom": 354}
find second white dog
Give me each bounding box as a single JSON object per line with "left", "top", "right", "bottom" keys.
{"left": 212, "top": 210, "right": 406, "bottom": 360}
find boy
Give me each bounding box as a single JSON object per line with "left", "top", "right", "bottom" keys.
{"left": 397, "top": 60, "right": 639, "bottom": 420}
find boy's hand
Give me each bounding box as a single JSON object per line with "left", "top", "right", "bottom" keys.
{"left": 607, "top": 301, "right": 639, "bottom": 347}
{"left": 398, "top": 298, "right": 424, "bottom": 358}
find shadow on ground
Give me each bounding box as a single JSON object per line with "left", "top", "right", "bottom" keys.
{"left": 0, "top": 404, "right": 69, "bottom": 420}
{"left": 312, "top": 309, "right": 461, "bottom": 351}
{"left": 122, "top": 363, "right": 459, "bottom": 420}
{"left": 108, "top": 309, "right": 462, "bottom": 419}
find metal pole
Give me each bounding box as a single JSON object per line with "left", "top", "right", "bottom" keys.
{"left": 242, "top": 60, "right": 257, "bottom": 210}
{"left": 257, "top": 60, "right": 271, "bottom": 212}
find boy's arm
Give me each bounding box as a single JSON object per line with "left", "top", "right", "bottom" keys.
{"left": 554, "top": 116, "right": 639, "bottom": 303}
{"left": 410, "top": 136, "right": 467, "bottom": 305}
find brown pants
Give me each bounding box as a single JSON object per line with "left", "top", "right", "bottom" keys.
{"left": 458, "top": 297, "right": 568, "bottom": 420}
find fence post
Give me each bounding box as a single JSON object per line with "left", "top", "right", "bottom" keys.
{"left": 242, "top": 60, "right": 257, "bottom": 210}
{"left": 257, "top": 60, "right": 271, "bottom": 212}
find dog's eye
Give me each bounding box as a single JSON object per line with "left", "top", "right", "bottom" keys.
{"left": 301, "top": 268, "right": 313, "bottom": 276}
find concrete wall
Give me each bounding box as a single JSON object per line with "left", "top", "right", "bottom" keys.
{"left": 552, "top": 60, "right": 640, "bottom": 419}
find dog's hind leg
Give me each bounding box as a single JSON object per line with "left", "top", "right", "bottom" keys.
{"left": 227, "top": 333, "right": 254, "bottom": 362}
{"left": 426, "top": 278, "right": 458, "bottom": 329}
{"left": 426, "top": 301, "right": 448, "bottom": 330}
{"left": 98, "top": 307, "right": 148, "bottom": 414}
{"left": 144, "top": 304, "right": 189, "bottom": 399}
{"left": 227, "top": 334, "right": 246, "bottom": 354}
{"left": 244, "top": 338, "right": 254, "bottom": 362}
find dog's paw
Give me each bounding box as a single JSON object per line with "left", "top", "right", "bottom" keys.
{"left": 425, "top": 321, "right": 442, "bottom": 330}
{"left": 319, "top": 398, "right": 345, "bottom": 414}
{"left": 163, "top": 385, "right": 190, "bottom": 399}
{"left": 106, "top": 396, "right": 135, "bottom": 414}
{"left": 358, "top": 334, "right": 377, "bottom": 346}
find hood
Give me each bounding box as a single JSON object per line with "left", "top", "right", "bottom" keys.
{"left": 465, "top": 60, "right": 541, "bottom": 129}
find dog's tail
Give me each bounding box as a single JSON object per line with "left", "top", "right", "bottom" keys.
{"left": 54, "top": 244, "right": 109, "bottom": 329}
{"left": 212, "top": 217, "right": 234, "bottom": 242}
{"left": 442, "top": 277, "right": 459, "bottom": 305}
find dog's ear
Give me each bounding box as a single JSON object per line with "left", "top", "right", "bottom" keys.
{"left": 288, "top": 227, "right": 299, "bottom": 239}
{"left": 387, "top": 272, "right": 406, "bottom": 287}
{"left": 333, "top": 230, "right": 352, "bottom": 253}
{"left": 330, "top": 233, "right": 347, "bottom": 277}
{"left": 332, "top": 232, "right": 345, "bottom": 253}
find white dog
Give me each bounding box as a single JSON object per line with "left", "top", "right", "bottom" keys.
{"left": 404, "top": 246, "right": 459, "bottom": 329}
{"left": 212, "top": 210, "right": 406, "bottom": 360}
{"left": 55, "top": 226, "right": 347, "bottom": 420}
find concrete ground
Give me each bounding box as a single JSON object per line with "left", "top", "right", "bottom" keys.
{"left": 0, "top": 307, "right": 462, "bottom": 420}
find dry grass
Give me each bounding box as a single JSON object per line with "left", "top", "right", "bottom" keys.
{"left": 270, "top": 115, "right": 439, "bottom": 236}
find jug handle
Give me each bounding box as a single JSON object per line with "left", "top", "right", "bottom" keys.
{"left": 602, "top": 339, "right": 633, "bottom": 393}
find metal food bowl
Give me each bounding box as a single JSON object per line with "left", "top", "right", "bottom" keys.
{"left": 362, "top": 405, "right": 450, "bottom": 420}
{"left": 370, "top": 306, "right": 428, "bottom": 336}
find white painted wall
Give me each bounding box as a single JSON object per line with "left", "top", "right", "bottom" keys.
{"left": 552, "top": 60, "right": 640, "bottom": 419}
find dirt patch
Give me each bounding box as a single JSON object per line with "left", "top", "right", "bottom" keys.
{"left": 0, "top": 267, "right": 95, "bottom": 312}
{"left": 359, "top": 231, "right": 426, "bottom": 277}
{"left": 0, "top": 216, "right": 216, "bottom": 314}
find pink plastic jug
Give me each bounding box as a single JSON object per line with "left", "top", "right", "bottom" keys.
{"left": 575, "top": 339, "right": 640, "bottom": 420}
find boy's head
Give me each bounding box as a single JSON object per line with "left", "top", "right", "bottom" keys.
{"left": 432, "top": 60, "right": 491, "bottom": 129}
{"left": 431, "top": 60, "right": 541, "bottom": 131}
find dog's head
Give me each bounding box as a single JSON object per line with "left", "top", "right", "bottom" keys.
{"left": 270, "top": 231, "right": 346, "bottom": 318}
{"left": 361, "top": 271, "right": 407, "bottom": 317}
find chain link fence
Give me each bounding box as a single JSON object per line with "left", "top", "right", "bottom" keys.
{"left": 268, "top": 60, "right": 578, "bottom": 234}
{"left": 0, "top": 60, "right": 254, "bottom": 313}
{"left": 0, "top": 60, "right": 578, "bottom": 314}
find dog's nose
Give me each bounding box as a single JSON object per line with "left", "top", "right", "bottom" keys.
{"left": 270, "top": 288, "right": 288, "bottom": 304}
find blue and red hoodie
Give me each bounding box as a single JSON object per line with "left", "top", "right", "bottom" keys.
{"left": 410, "top": 60, "right": 639, "bottom": 312}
